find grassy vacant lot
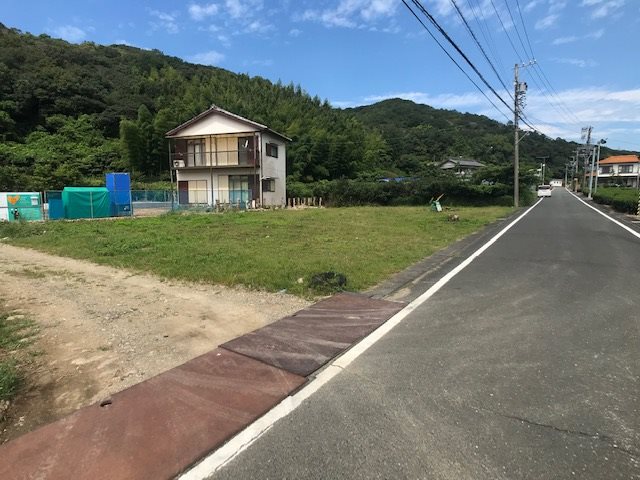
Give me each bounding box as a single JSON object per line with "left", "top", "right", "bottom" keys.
{"left": 0, "top": 206, "right": 511, "bottom": 296}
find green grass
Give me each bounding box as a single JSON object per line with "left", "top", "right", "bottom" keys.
{"left": 0, "top": 312, "right": 39, "bottom": 401}
{"left": 0, "top": 206, "right": 512, "bottom": 296}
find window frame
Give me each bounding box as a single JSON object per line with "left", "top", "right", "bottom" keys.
{"left": 262, "top": 178, "right": 276, "bottom": 192}
{"left": 266, "top": 142, "right": 279, "bottom": 158}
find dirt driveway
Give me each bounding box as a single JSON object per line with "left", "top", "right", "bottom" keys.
{"left": 0, "top": 243, "right": 310, "bottom": 442}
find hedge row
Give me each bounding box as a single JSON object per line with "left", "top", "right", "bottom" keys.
{"left": 287, "top": 179, "right": 532, "bottom": 207}
{"left": 591, "top": 187, "right": 639, "bottom": 214}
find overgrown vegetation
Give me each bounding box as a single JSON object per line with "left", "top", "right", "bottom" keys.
{"left": 0, "top": 309, "right": 39, "bottom": 401}
{"left": 591, "top": 187, "right": 639, "bottom": 214}
{"left": 0, "top": 206, "right": 511, "bottom": 296}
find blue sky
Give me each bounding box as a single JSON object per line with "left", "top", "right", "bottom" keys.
{"left": 2, "top": 0, "right": 639, "bottom": 150}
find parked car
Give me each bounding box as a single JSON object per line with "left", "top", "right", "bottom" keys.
{"left": 537, "top": 185, "right": 552, "bottom": 197}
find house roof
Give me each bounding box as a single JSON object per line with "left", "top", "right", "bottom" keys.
{"left": 165, "top": 104, "right": 291, "bottom": 141}
{"left": 599, "top": 155, "right": 639, "bottom": 165}
{"left": 440, "top": 158, "right": 485, "bottom": 168}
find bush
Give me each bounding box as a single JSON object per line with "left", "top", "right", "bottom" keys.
{"left": 287, "top": 178, "right": 523, "bottom": 207}
{"left": 592, "top": 187, "right": 638, "bottom": 214}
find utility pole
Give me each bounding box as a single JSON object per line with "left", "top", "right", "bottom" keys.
{"left": 537, "top": 156, "right": 549, "bottom": 184}
{"left": 513, "top": 62, "right": 532, "bottom": 207}
{"left": 581, "top": 126, "right": 592, "bottom": 193}
{"left": 594, "top": 139, "right": 606, "bottom": 193}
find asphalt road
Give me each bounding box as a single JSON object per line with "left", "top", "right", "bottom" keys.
{"left": 211, "top": 188, "right": 639, "bottom": 480}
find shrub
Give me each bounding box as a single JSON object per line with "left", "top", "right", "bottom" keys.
{"left": 592, "top": 187, "right": 638, "bottom": 214}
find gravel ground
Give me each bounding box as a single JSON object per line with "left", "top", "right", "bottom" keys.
{"left": 0, "top": 243, "right": 310, "bottom": 442}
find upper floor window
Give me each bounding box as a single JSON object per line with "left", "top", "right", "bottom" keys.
{"left": 600, "top": 166, "right": 612, "bottom": 174}
{"left": 619, "top": 164, "right": 634, "bottom": 174}
{"left": 266, "top": 143, "right": 279, "bottom": 158}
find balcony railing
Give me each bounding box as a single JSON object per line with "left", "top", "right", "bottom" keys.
{"left": 171, "top": 149, "right": 259, "bottom": 169}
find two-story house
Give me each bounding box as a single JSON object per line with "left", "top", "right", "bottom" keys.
{"left": 165, "top": 105, "right": 290, "bottom": 208}
{"left": 595, "top": 155, "right": 640, "bottom": 187}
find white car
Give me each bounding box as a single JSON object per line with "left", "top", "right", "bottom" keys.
{"left": 537, "top": 185, "right": 552, "bottom": 197}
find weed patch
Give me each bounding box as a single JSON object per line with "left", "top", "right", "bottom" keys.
{"left": 0, "top": 206, "right": 511, "bottom": 296}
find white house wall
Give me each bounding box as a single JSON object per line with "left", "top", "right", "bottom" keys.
{"left": 176, "top": 114, "right": 259, "bottom": 137}
{"left": 261, "top": 132, "right": 287, "bottom": 206}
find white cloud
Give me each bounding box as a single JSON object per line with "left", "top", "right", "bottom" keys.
{"left": 552, "top": 35, "right": 578, "bottom": 45}
{"left": 289, "top": 28, "right": 302, "bottom": 37}
{"left": 225, "top": 0, "right": 263, "bottom": 19}
{"left": 149, "top": 10, "right": 180, "bottom": 34}
{"left": 245, "top": 20, "right": 274, "bottom": 34}
{"left": 299, "top": 0, "right": 398, "bottom": 29}
{"left": 582, "top": 0, "right": 625, "bottom": 18}
{"left": 548, "top": 1, "right": 567, "bottom": 14}
{"left": 51, "top": 25, "right": 86, "bottom": 42}
{"left": 188, "top": 3, "right": 219, "bottom": 21}
{"left": 535, "top": 14, "right": 559, "bottom": 29}
{"left": 524, "top": 0, "right": 542, "bottom": 12}
{"left": 363, "top": 91, "right": 488, "bottom": 109}
{"left": 587, "top": 28, "right": 604, "bottom": 39}
{"left": 189, "top": 50, "right": 225, "bottom": 65}
{"left": 552, "top": 57, "right": 599, "bottom": 68}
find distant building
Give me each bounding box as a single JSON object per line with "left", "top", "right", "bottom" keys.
{"left": 439, "top": 157, "right": 485, "bottom": 177}
{"left": 165, "top": 105, "right": 290, "bottom": 207}
{"left": 592, "top": 155, "right": 640, "bottom": 188}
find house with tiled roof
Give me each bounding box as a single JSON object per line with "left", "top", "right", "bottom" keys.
{"left": 439, "top": 157, "right": 485, "bottom": 178}
{"left": 166, "top": 105, "right": 290, "bottom": 208}
{"left": 595, "top": 154, "right": 640, "bottom": 187}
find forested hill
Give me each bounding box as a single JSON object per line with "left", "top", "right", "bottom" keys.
{"left": 348, "top": 98, "right": 627, "bottom": 180}
{"left": 0, "top": 23, "right": 632, "bottom": 192}
{"left": 0, "top": 23, "right": 387, "bottom": 190}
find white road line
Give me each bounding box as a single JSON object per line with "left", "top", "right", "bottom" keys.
{"left": 567, "top": 189, "right": 640, "bottom": 240}
{"left": 179, "top": 200, "right": 543, "bottom": 479}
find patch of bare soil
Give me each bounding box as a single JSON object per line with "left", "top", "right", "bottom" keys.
{"left": 0, "top": 244, "right": 310, "bottom": 443}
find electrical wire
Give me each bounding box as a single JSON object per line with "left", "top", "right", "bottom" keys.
{"left": 450, "top": 0, "right": 514, "bottom": 101}
{"left": 400, "top": 0, "right": 512, "bottom": 122}
{"left": 408, "top": 0, "right": 513, "bottom": 113}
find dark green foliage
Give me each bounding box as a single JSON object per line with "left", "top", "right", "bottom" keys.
{"left": 349, "top": 99, "right": 635, "bottom": 181}
{"left": 592, "top": 187, "right": 639, "bottom": 214}
{"left": 0, "top": 24, "right": 381, "bottom": 188}
{"left": 286, "top": 176, "right": 529, "bottom": 207}
{"left": 1, "top": 24, "right": 636, "bottom": 193}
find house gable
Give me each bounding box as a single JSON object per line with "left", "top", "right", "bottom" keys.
{"left": 167, "top": 111, "right": 260, "bottom": 138}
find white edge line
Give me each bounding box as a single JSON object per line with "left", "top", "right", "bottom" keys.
{"left": 179, "top": 200, "right": 543, "bottom": 480}
{"left": 567, "top": 189, "right": 640, "bottom": 240}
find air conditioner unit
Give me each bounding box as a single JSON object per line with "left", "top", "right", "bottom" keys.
{"left": 173, "top": 160, "right": 185, "bottom": 168}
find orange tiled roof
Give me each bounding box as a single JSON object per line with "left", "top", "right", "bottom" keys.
{"left": 599, "top": 155, "right": 639, "bottom": 165}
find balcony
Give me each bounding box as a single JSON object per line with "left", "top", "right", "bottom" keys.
{"left": 171, "top": 149, "right": 260, "bottom": 169}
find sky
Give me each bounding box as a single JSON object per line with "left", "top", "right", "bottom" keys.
{"left": 2, "top": 0, "right": 639, "bottom": 151}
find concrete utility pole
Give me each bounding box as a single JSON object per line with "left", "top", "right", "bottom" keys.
{"left": 594, "top": 139, "right": 606, "bottom": 193}
{"left": 513, "top": 62, "right": 532, "bottom": 207}
{"left": 537, "top": 156, "right": 549, "bottom": 184}
{"left": 581, "top": 126, "right": 592, "bottom": 193}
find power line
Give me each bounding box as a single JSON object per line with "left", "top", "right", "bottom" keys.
{"left": 514, "top": 0, "right": 535, "bottom": 59}
{"left": 489, "top": 0, "right": 525, "bottom": 62}
{"left": 450, "top": 0, "right": 514, "bottom": 101}
{"left": 502, "top": 0, "right": 532, "bottom": 61}
{"left": 407, "top": 0, "right": 513, "bottom": 113}
{"left": 400, "top": 0, "right": 512, "bottom": 122}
